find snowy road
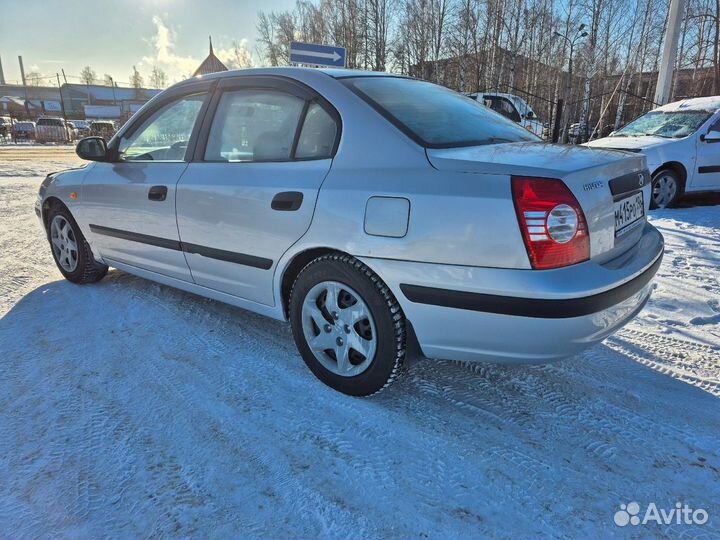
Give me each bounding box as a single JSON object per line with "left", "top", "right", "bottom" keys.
{"left": 1, "top": 150, "right": 719, "bottom": 538}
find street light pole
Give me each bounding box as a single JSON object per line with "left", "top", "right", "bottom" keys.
{"left": 654, "top": 0, "right": 687, "bottom": 105}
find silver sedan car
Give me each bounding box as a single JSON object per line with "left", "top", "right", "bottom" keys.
{"left": 36, "top": 68, "right": 664, "bottom": 396}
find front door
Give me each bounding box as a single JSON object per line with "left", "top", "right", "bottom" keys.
{"left": 694, "top": 114, "right": 720, "bottom": 189}
{"left": 176, "top": 78, "right": 340, "bottom": 305}
{"left": 81, "top": 90, "right": 209, "bottom": 281}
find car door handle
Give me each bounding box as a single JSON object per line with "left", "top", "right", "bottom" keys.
{"left": 148, "top": 185, "right": 168, "bottom": 201}
{"left": 271, "top": 191, "right": 303, "bottom": 211}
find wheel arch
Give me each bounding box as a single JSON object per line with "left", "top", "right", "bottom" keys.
{"left": 279, "top": 247, "right": 346, "bottom": 318}
{"left": 41, "top": 196, "right": 69, "bottom": 232}
{"left": 278, "top": 247, "right": 424, "bottom": 363}
{"left": 652, "top": 161, "right": 687, "bottom": 193}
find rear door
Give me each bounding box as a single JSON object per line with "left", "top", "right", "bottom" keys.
{"left": 694, "top": 113, "right": 720, "bottom": 189}
{"left": 176, "top": 75, "right": 340, "bottom": 306}
{"left": 80, "top": 81, "right": 212, "bottom": 280}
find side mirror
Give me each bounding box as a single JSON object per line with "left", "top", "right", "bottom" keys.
{"left": 525, "top": 111, "right": 535, "bottom": 119}
{"left": 76, "top": 136, "right": 108, "bottom": 161}
{"left": 702, "top": 130, "right": 720, "bottom": 143}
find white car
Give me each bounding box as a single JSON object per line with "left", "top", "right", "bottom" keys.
{"left": 586, "top": 97, "right": 720, "bottom": 208}
{"left": 467, "top": 92, "right": 546, "bottom": 137}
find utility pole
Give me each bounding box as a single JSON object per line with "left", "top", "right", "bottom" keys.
{"left": 654, "top": 0, "right": 687, "bottom": 105}
{"left": 56, "top": 73, "right": 68, "bottom": 125}
{"left": 0, "top": 55, "right": 5, "bottom": 85}
{"left": 554, "top": 25, "right": 588, "bottom": 143}
{"left": 109, "top": 75, "right": 117, "bottom": 106}
{"left": 18, "top": 55, "right": 30, "bottom": 118}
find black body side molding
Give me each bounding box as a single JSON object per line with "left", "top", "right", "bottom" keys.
{"left": 89, "top": 224, "right": 273, "bottom": 270}
{"left": 400, "top": 254, "right": 662, "bottom": 319}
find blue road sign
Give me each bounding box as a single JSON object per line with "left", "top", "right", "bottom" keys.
{"left": 290, "top": 41, "right": 347, "bottom": 68}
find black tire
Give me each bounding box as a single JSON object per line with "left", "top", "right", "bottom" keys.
{"left": 46, "top": 205, "right": 108, "bottom": 284}
{"left": 650, "top": 169, "right": 682, "bottom": 209}
{"left": 289, "top": 253, "right": 406, "bottom": 396}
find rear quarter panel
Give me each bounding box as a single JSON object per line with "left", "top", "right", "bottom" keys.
{"left": 290, "top": 165, "right": 531, "bottom": 269}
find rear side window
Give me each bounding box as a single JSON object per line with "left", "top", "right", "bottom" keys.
{"left": 343, "top": 77, "right": 538, "bottom": 148}
{"left": 205, "top": 89, "right": 305, "bottom": 162}
{"left": 295, "top": 103, "right": 337, "bottom": 159}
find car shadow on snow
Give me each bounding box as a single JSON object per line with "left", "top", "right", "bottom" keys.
{"left": 675, "top": 191, "right": 720, "bottom": 208}
{"left": 1, "top": 269, "right": 719, "bottom": 538}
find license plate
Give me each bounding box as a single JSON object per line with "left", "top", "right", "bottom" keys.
{"left": 614, "top": 191, "right": 645, "bottom": 236}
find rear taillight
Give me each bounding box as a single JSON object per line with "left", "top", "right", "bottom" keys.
{"left": 511, "top": 176, "right": 590, "bottom": 270}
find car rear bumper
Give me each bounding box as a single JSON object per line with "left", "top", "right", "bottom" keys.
{"left": 359, "top": 222, "right": 663, "bottom": 363}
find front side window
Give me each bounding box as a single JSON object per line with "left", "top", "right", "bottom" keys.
{"left": 614, "top": 110, "right": 713, "bottom": 139}
{"left": 706, "top": 115, "right": 720, "bottom": 133}
{"left": 205, "top": 89, "right": 306, "bottom": 162}
{"left": 343, "top": 77, "right": 538, "bottom": 148}
{"left": 118, "top": 93, "right": 206, "bottom": 161}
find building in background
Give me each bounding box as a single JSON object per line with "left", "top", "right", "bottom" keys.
{"left": 59, "top": 84, "right": 161, "bottom": 120}
{"left": 192, "top": 37, "right": 228, "bottom": 77}
{"left": 0, "top": 82, "right": 160, "bottom": 121}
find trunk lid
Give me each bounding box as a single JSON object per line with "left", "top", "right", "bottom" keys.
{"left": 426, "top": 142, "right": 651, "bottom": 264}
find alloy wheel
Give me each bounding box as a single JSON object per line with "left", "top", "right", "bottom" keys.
{"left": 50, "top": 215, "right": 79, "bottom": 272}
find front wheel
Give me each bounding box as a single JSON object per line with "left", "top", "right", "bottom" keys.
{"left": 650, "top": 169, "right": 681, "bottom": 209}
{"left": 47, "top": 206, "right": 108, "bottom": 284}
{"left": 289, "top": 254, "right": 406, "bottom": 396}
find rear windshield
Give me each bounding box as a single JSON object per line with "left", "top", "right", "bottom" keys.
{"left": 37, "top": 118, "right": 63, "bottom": 126}
{"left": 342, "top": 76, "right": 539, "bottom": 148}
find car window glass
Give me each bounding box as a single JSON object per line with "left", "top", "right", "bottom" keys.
{"left": 205, "top": 89, "right": 305, "bottom": 162}
{"left": 344, "top": 77, "right": 537, "bottom": 148}
{"left": 614, "top": 110, "right": 713, "bottom": 138}
{"left": 707, "top": 116, "right": 720, "bottom": 132}
{"left": 484, "top": 97, "right": 521, "bottom": 122}
{"left": 295, "top": 103, "right": 337, "bottom": 159}
{"left": 118, "top": 93, "right": 206, "bottom": 161}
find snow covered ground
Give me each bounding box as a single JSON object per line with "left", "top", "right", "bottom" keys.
{"left": 1, "top": 148, "right": 718, "bottom": 538}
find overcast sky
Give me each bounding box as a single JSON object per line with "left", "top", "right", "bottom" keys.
{"left": 0, "top": 0, "right": 296, "bottom": 86}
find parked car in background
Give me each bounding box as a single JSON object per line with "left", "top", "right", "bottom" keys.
{"left": 35, "top": 117, "right": 71, "bottom": 143}
{"left": 66, "top": 122, "right": 79, "bottom": 141}
{"left": 89, "top": 120, "right": 116, "bottom": 141}
{"left": 0, "top": 116, "right": 13, "bottom": 140}
{"left": 37, "top": 68, "right": 663, "bottom": 396}
{"left": 71, "top": 120, "right": 91, "bottom": 137}
{"left": 12, "top": 121, "right": 36, "bottom": 142}
{"left": 586, "top": 96, "right": 720, "bottom": 208}
{"left": 467, "top": 92, "right": 546, "bottom": 137}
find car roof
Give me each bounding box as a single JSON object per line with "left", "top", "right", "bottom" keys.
{"left": 655, "top": 96, "right": 720, "bottom": 113}
{"left": 478, "top": 92, "right": 515, "bottom": 98}
{"left": 179, "top": 66, "right": 404, "bottom": 85}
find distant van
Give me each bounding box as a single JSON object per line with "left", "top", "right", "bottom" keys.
{"left": 36, "top": 117, "right": 71, "bottom": 144}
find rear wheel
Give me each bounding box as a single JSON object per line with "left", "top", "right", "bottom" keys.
{"left": 289, "top": 254, "right": 406, "bottom": 396}
{"left": 650, "top": 169, "right": 681, "bottom": 209}
{"left": 47, "top": 206, "right": 108, "bottom": 284}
